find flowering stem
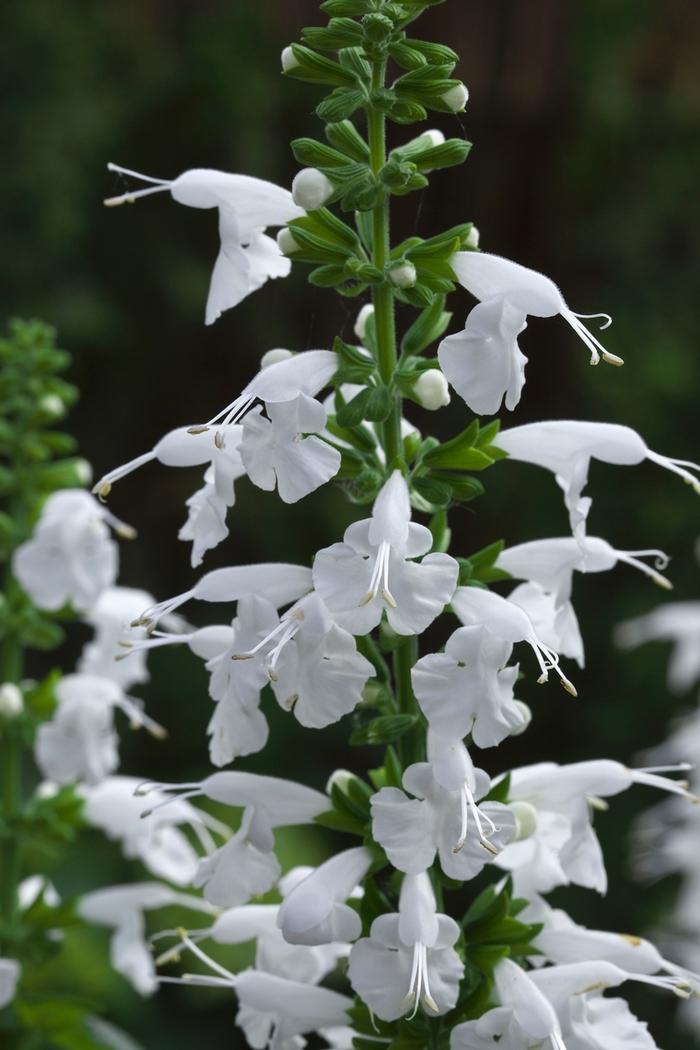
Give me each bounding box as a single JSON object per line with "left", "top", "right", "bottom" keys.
{"left": 0, "top": 562, "right": 23, "bottom": 948}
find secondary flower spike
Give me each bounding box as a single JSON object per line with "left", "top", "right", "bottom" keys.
{"left": 104, "top": 164, "right": 303, "bottom": 323}
{"left": 450, "top": 250, "right": 624, "bottom": 368}
{"left": 313, "top": 470, "right": 458, "bottom": 635}
{"left": 496, "top": 420, "right": 700, "bottom": 541}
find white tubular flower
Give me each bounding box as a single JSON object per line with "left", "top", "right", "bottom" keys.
{"left": 78, "top": 586, "right": 156, "bottom": 688}
{"left": 140, "top": 772, "right": 327, "bottom": 908}
{"left": 12, "top": 490, "right": 127, "bottom": 613}
{"left": 277, "top": 846, "right": 373, "bottom": 946}
{"left": 0, "top": 958, "right": 21, "bottom": 1009}
{"left": 496, "top": 420, "right": 700, "bottom": 542}
{"left": 492, "top": 958, "right": 565, "bottom": 1050}
{"left": 104, "top": 164, "right": 303, "bottom": 324}
{"left": 241, "top": 393, "right": 341, "bottom": 504}
{"left": 260, "top": 592, "right": 375, "bottom": 729}
{"left": 438, "top": 298, "right": 527, "bottom": 415}
{"left": 498, "top": 535, "right": 672, "bottom": 605}
{"left": 80, "top": 775, "right": 224, "bottom": 886}
{"left": 79, "top": 883, "right": 214, "bottom": 997}
{"left": 313, "top": 471, "right": 458, "bottom": 636}
{"left": 235, "top": 971, "right": 352, "bottom": 1050}
{"left": 508, "top": 583, "right": 584, "bottom": 669}
{"left": 292, "top": 168, "right": 335, "bottom": 211}
{"left": 371, "top": 739, "right": 515, "bottom": 879}
{"left": 413, "top": 369, "right": 451, "bottom": 411}
{"left": 451, "top": 586, "right": 577, "bottom": 695}
{"left": 616, "top": 602, "right": 700, "bottom": 693}
{"left": 93, "top": 423, "right": 245, "bottom": 505}
{"left": 495, "top": 759, "right": 697, "bottom": 895}
{"left": 412, "top": 624, "right": 525, "bottom": 748}
{"left": 178, "top": 472, "right": 230, "bottom": 567}
{"left": 35, "top": 674, "right": 166, "bottom": 786}
{"left": 348, "top": 872, "right": 463, "bottom": 1021}
{"left": 450, "top": 251, "right": 623, "bottom": 369}
{"left": 131, "top": 561, "right": 312, "bottom": 628}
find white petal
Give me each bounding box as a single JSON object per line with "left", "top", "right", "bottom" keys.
{"left": 386, "top": 553, "right": 458, "bottom": 635}
{"left": 451, "top": 251, "right": 565, "bottom": 317}
{"left": 370, "top": 787, "right": 436, "bottom": 874}
{"left": 369, "top": 471, "right": 411, "bottom": 550}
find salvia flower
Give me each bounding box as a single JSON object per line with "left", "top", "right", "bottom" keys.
{"left": 13, "top": 489, "right": 130, "bottom": 613}
{"left": 616, "top": 601, "right": 700, "bottom": 693}
{"left": 78, "top": 585, "right": 157, "bottom": 688}
{"left": 0, "top": 959, "right": 20, "bottom": 1010}
{"left": 348, "top": 872, "right": 463, "bottom": 1021}
{"left": 496, "top": 421, "right": 700, "bottom": 541}
{"left": 313, "top": 470, "right": 458, "bottom": 635}
{"left": 104, "top": 164, "right": 303, "bottom": 323}
{"left": 178, "top": 471, "right": 231, "bottom": 566}
{"left": 277, "top": 846, "right": 373, "bottom": 946}
{"left": 371, "top": 737, "right": 515, "bottom": 879}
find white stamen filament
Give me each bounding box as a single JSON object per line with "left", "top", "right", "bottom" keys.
{"left": 402, "top": 943, "right": 439, "bottom": 1018}
{"left": 116, "top": 695, "right": 167, "bottom": 740}
{"left": 92, "top": 453, "right": 157, "bottom": 499}
{"left": 104, "top": 163, "right": 171, "bottom": 207}
{"left": 359, "top": 541, "right": 397, "bottom": 608}
{"left": 116, "top": 630, "right": 197, "bottom": 659}
{"left": 131, "top": 590, "right": 194, "bottom": 628}
{"left": 646, "top": 450, "right": 700, "bottom": 496}
{"left": 232, "top": 613, "right": 303, "bottom": 678}
{"left": 562, "top": 310, "right": 623, "bottom": 367}
{"left": 629, "top": 972, "right": 691, "bottom": 999}
{"left": 454, "top": 784, "right": 499, "bottom": 854}
{"left": 630, "top": 768, "right": 699, "bottom": 803}
{"left": 530, "top": 638, "right": 577, "bottom": 696}
{"left": 174, "top": 930, "right": 239, "bottom": 984}
{"left": 615, "top": 549, "right": 672, "bottom": 590}
{"left": 550, "top": 1033, "right": 568, "bottom": 1050}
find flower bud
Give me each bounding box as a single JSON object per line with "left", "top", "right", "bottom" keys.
{"left": 277, "top": 227, "right": 300, "bottom": 256}
{"left": 292, "top": 168, "right": 334, "bottom": 212}
{"left": 281, "top": 46, "right": 298, "bottom": 73}
{"left": 0, "top": 682, "right": 23, "bottom": 719}
{"left": 260, "top": 348, "right": 293, "bottom": 369}
{"left": 354, "top": 304, "right": 374, "bottom": 342}
{"left": 39, "top": 394, "right": 65, "bottom": 418}
{"left": 413, "top": 370, "right": 450, "bottom": 411}
{"left": 442, "top": 83, "right": 469, "bottom": 113}
{"left": 424, "top": 129, "right": 446, "bottom": 147}
{"left": 511, "top": 800, "right": 538, "bottom": 840}
{"left": 465, "top": 225, "right": 480, "bottom": 249}
{"left": 510, "top": 699, "right": 531, "bottom": 736}
{"left": 388, "top": 261, "right": 417, "bottom": 289}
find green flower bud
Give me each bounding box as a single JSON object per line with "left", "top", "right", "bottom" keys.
{"left": 442, "top": 82, "right": 469, "bottom": 113}
{"left": 281, "top": 45, "right": 299, "bottom": 72}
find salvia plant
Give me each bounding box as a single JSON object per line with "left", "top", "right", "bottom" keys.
{"left": 3, "top": 2, "right": 700, "bottom": 1048}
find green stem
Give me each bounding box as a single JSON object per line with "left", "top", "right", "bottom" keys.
{"left": 366, "top": 59, "right": 423, "bottom": 766}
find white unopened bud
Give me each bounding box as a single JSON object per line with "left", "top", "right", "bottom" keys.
{"left": 281, "top": 46, "right": 298, "bottom": 73}
{"left": 465, "top": 225, "right": 480, "bottom": 249}
{"left": 292, "top": 168, "right": 334, "bottom": 212}
{"left": 277, "top": 227, "right": 300, "bottom": 256}
{"left": 39, "top": 394, "right": 64, "bottom": 418}
{"left": 260, "top": 348, "right": 293, "bottom": 369}
{"left": 413, "top": 370, "right": 450, "bottom": 410}
{"left": 510, "top": 700, "right": 531, "bottom": 736}
{"left": 511, "top": 800, "right": 538, "bottom": 840}
{"left": 74, "top": 459, "right": 93, "bottom": 486}
{"left": 354, "top": 304, "right": 374, "bottom": 341}
{"left": 388, "top": 262, "right": 417, "bottom": 289}
{"left": 0, "top": 683, "right": 23, "bottom": 719}
{"left": 442, "top": 83, "right": 469, "bottom": 113}
{"left": 424, "top": 129, "right": 446, "bottom": 147}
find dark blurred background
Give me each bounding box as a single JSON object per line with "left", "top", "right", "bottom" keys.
{"left": 2, "top": 0, "right": 700, "bottom": 1046}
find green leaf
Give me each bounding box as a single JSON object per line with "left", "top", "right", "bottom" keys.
{"left": 400, "top": 295, "right": 451, "bottom": 356}
{"left": 317, "top": 87, "right": 365, "bottom": 123}
{"left": 325, "top": 120, "right": 370, "bottom": 163}
{"left": 412, "top": 475, "right": 452, "bottom": 509}
{"left": 350, "top": 714, "right": 419, "bottom": 746}
{"left": 423, "top": 427, "right": 495, "bottom": 471}
{"left": 336, "top": 388, "right": 373, "bottom": 428}
{"left": 364, "top": 384, "right": 393, "bottom": 422}
{"left": 302, "top": 18, "right": 363, "bottom": 51}
{"left": 16, "top": 999, "right": 108, "bottom": 1050}
{"left": 286, "top": 44, "right": 359, "bottom": 87}
{"left": 485, "top": 772, "right": 510, "bottom": 804}
{"left": 315, "top": 808, "right": 366, "bottom": 835}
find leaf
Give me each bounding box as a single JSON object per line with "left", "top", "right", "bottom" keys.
{"left": 484, "top": 772, "right": 510, "bottom": 804}
{"left": 350, "top": 714, "right": 419, "bottom": 746}
{"left": 423, "top": 428, "right": 495, "bottom": 471}
{"left": 16, "top": 999, "right": 109, "bottom": 1050}
{"left": 315, "top": 808, "right": 366, "bottom": 835}
{"left": 400, "top": 295, "right": 452, "bottom": 356}
{"left": 336, "top": 388, "right": 373, "bottom": 428}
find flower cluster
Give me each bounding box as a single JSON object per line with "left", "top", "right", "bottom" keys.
{"left": 3, "top": 4, "right": 700, "bottom": 1049}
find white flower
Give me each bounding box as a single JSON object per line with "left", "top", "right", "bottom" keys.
{"left": 131, "top": 561, "right": 312, "bottom": 628}
{"left": 438, "top": 298, "right": 527, "bottom": 415}
{"left": 412, "top": 624, "right": 525, "bottom": 747}
{"left": 93, "top": 424, "right": 245, "bottom": 504}
{"left": 178, "top": 472, "right": 230, "bottom": 567}
{"left": 507, "top": 583, "right": 584, "bottom": 669}
{"left": 616, "top": 601, "right": 700, "bottom": 693}
{"left": 495, "top": 759, "right": 697, "bottom": 895}
{"left": 234, "top": 971, "right": 353, "bottom": 1050}
{"left": 450, "top": 251, "right": 623, "bottom": 369}
{"left": 35, "top": 674, "right": 165, "bottom": 786}
{"left": 348, "top": 872, "right": 463, "bottom": 1021}
{"left": 13, "top": 490, "right": 127, "bottom": 612}
{"left": 241, "top": 394, "right": 341, "bottom": 503}
{"left": 451, "top": 586, "right": 577, "bottom": 695}
{"left": 413, "top": 370, "right": 451, "bottom": 411}
{"left": 313, "top": 471, "right": 458, "bottom": 636}
{"left": 371, "top": 738, "right": 515, "bottom": 878}
{"left": 141, "top": 772, "right": 327, "bottom": 908}
{"left": 80, "top": 775, "right": 224, "bottom": 885}
{"left": 0, "top": 958, "right": 20, "bottom": 1009}
{"left": 78, "top": 883, "right": 214, "bottom": 996}
{"left": 277, "top": 846, "right": 373, "bottom": 946}
{"left": 292, "top": 168, "right": 334, "bottom": 211}
{"left": 498, "top": 535, "right": 672, "bottom": 604}
{"left": 104, "top": 164, "right": 303, "bottom": 324}
{"left": 0, "top": 683, "right": 23, "bottom": 719}
{"left": 496, "top": 420, "right": 700, "bottom": 542}
{"left": 78, "top": 586, "right": 156, "bottom": 688}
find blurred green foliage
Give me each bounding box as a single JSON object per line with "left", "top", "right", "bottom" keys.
{"left": 2, "top": 0, "right": 699, "bottom": 1047}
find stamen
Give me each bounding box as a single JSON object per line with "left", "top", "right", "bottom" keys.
{"left": 131, "top": 590, "right": 194, "bottom": 628}
{"left": 107, "top": 162, "right": 170, "bottom": 184}
{"left": 630, "top": 973, "right": 690, "bottom": 999}
{"left": 175, "top": 930, "right": 239, "bottom": 983}
{"left": 360, "top": 541, "right": 396, "bottom": 608}
{"left": 550, "top": 1033, "right": 568, "bottom": 1050}
{"left": 616, "top": 549, "right": 672, "bottom": 590}
{"left": 116, "top": 696, "right": 168, "bottom": 739}
{"left": 453, "top": 788, "right": 469, "bottom": 852}
{"left": 420, "top": 945, "right": 439, "bottom": 1013}
{"left": 92, "top": 452, "right": 157, "bottom": 499}
{"left": 572, "top": 311, "right": 613, "bottom": 330}
{"left": 630, "top": 768, "right": 699, "bottom": 803}
{"left": 646, "top": 450, "right": 700, "bottom": 496}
